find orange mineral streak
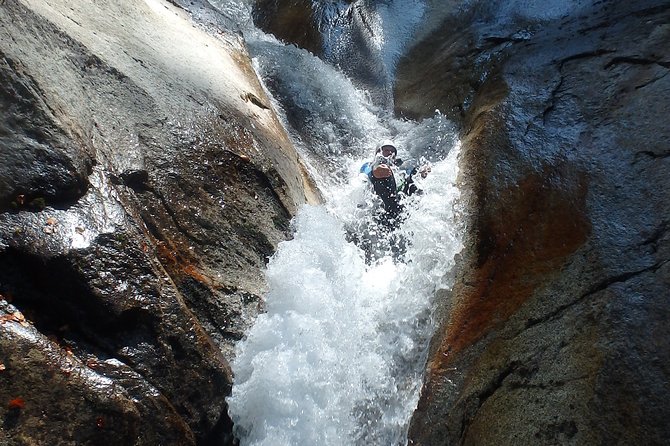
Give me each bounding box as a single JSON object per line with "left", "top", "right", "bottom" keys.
{"left": 8, "top": 398, "right": 25, "bottom": 410}
{"left": 429, "top": 168, "right": 591, "bottom": 378}
{"left": 155, "top": 241, "right": 214, "bottom": 287}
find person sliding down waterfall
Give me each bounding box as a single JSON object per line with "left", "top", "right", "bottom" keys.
{"left": 354, "top": 140, "right": 431, "bottom": 263}
{"left": 360, "top": 140, "right": 431, "bottom": 229}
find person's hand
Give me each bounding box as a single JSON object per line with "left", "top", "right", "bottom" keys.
{"left": 372, "top": 164, "right": 393, "bottom": 178}
{"left": 419, "top": 165, "right": 431, "bottom": 178}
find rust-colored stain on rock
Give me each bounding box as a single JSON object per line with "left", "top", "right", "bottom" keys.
{"left": 156, "top": 241, "right": 213, "bottom": 288}
{"left": 429, "top": 165, "right": 591, "bottom": 377}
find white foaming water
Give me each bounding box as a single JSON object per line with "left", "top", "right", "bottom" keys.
{"left": 212, "top": 0, "right": 465, "bottom": 444}
{"left": 228, "top": 142, "right": 463, "bottom": 445}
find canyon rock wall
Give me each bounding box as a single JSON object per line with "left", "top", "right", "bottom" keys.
{"left": 396, "top": 1, "right": 670, "bottom": 444}
{"left": 0, "top": 0, "right": 319, "bottom": 444}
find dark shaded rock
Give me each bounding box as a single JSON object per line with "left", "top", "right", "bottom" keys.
{"left": 132, "top": 138, "right": 293, "bottom": 358}
{"left": 0, "top": 54, "right": 93, "bottom": 212}
{"left": 112, "top": 169, "right": 150, "bottom": 192}
{"left": 0, "top": 304, "right": 142, "bottom": 445}
{"left": 0, "top": 227, "right": 232, "bottom": 442}
{"left": 399, "top": 1, "right": 670, "bottom": 445}
{"left": 252, "top": 0, "right": 324, "bottom": 55}
{"left": 394, "top": 3, "right": 514, "bottom": 122}
{"left": 250, "top": 0, "right": 392, "bottom": 106}
{"left": 0, "top": 297, "right": 197, "bottom": 445}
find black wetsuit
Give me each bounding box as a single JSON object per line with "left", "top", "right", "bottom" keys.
{"left": 369, "top": 155, "right": 404, "bottom": 227}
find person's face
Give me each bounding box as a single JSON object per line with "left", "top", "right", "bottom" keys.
{"left": 381, "top": 146, "right": 395, "bottom": 158}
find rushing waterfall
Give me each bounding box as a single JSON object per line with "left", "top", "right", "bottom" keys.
{"left": 212, "top": 1, "right": 464, "bottom": 444}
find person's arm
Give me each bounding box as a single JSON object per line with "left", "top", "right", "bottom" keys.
{"left": 371, "top": 155, "right": 393, "bottom": 178}
{"left": 418, "top": 164, "right": 431, "bottom": 178}
{"left": 372, "top": 164, "right": 393, "bottom": 178}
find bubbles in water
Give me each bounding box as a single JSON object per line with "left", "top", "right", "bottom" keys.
{"left": 228, "top": 206, "right": 383, "bottom": 444}
{"left": 228, "top": 139, "right": 463, "bottom": 445}
{"left": 215, "top": 0, "right": 465, "bottom": 444}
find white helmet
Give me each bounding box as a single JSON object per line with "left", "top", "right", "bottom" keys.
{"left": 379, "top": 140, "right": 397, "bottom": 155}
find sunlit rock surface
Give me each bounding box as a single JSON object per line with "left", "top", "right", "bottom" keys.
{"left": 0, "top": 0, "right": 319, "bottom": 444}
{"left": 397, "top": 1, "right": 670, "bottom": 445}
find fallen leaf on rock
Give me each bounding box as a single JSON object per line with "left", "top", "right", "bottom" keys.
{"left": 13, "top": 311, "right": 28, "bottom": 327}
{"left": 8, "top": 398, "right": 25, "bottom": 409}
{"left": 0, "top": 312, "right": 30, "bottom": 327}
{"left": 44, "top": 217, "right": 58, "bottom": 234}
{"left": 0, "top": 314, "right": 17, "bottom": 324}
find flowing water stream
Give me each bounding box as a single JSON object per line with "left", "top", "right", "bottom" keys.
{"left": 211, "top": 1, "right": 465, "bottom": 444}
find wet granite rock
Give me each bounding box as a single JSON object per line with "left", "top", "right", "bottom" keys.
{"left": 249, "top": 0, "right": 392, "bottom": 107}
{"left": 0, "top": 0, "right": 319, "bottom": 444}
{"left": 397, "top": 1, "right": 670, "bottom": 445}
{"left": 252, "top": 0, "right": 324, "bottom": 55}
{"left": 0, "top": 56, "right": 93, "bottom": 212}
{"left": 0, "top": 299, "right": 194, "bottom": 446}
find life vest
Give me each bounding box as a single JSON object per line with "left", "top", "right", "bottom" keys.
{"left": 360, "top": 158, "right": 410, "bottom": 193}
{"left": 360, "top": 161, "right": 373, "bottom": 177}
